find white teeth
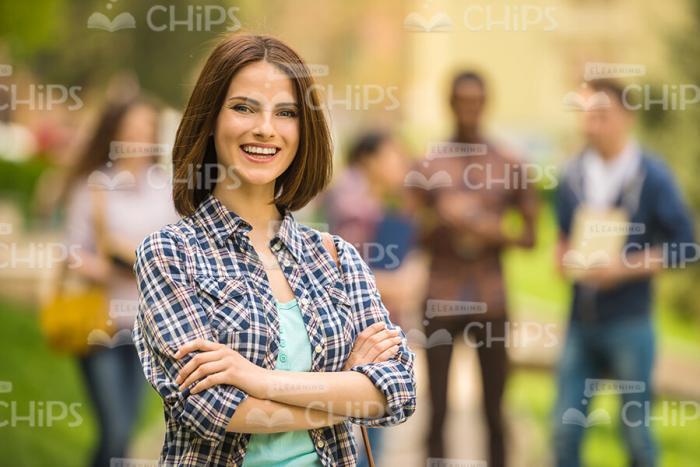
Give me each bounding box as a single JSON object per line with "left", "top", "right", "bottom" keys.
{"left": 242, "top": 145, "right": 277, "bottom": 156}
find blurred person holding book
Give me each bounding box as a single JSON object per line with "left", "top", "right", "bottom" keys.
{"left": 553, "top": 79, "right": 695, "bottom": 467}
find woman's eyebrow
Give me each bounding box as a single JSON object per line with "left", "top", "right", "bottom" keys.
{"left": 226, "top": 96, "right": 298, "bottom": 108}
{"left": 226, "top": 95, "right": 260, "bottom": 106}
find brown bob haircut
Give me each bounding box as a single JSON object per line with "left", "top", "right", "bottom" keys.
{"left": 172, "top": 34, "right": 333, "bottom": 216}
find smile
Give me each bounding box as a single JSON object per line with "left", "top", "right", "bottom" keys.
{"left": 240, "top": 144, "right": 281, "bottom": 162}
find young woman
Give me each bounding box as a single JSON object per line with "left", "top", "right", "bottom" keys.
{"left": 133, "top": 34, "right": 416, "bottom": 466}
{"left": 63, "top": 96, "right": 178, "bottom": 466}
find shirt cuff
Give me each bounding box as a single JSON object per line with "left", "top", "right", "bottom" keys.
{"left": 347, "top": 360, "right": 416, "bottom": 427}
{"left": 167, "top": 384, "right": 249, "bottom": 442}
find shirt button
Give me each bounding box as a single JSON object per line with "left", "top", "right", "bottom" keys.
{"left": 314, "top": 344, "right": 323, "bottom": 354}
{"left": 280, "top": 354, "right": 287, "bottom": 363}
{"left": 316, "top": 440, "right": 325, "bottom": 448}
{"left": 283, "top": 259, "right": 291, "bottom": 268}
{"left": 280, "top": 339, "right": 287, "bottom": 348}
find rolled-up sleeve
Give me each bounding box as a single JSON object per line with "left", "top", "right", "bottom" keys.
{"left": 132, "top": 229, "right": 248, "bottom": 442}
{"left": 335, "top": 237, "right": 417, "bottom": 427}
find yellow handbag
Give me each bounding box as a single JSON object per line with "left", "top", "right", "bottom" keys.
{"left": 40, "top": 284, "right": 111, "bottom": 355}
{"left": 39, "top": 188, "right": 114, "bottom": 355}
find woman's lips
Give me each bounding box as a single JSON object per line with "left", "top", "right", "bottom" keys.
{"left": 239, "top": 144, "right": 281, "bottom": 163}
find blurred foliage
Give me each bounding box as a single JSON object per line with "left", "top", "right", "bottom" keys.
{"left": 0, "top": 158, "right": 51, "bottom": 225}
{"left": 637, "top": 0, "right": 700, "bottom": 322}
{"left": 1, "top": 0, "right": 250, "bottom": 107}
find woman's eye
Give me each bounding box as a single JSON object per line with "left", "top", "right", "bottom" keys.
{"left": 278, "top": 109, "right": 298, "bottom": 118}
{"left": 232, "top": 104, "right": 253, "bottom": 113}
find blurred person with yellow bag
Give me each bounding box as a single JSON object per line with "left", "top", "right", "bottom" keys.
{"left": 46, "top": 96, "right": 178, "bottom": 467}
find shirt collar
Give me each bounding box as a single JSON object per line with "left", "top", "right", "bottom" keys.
{"left": 192, "top": 193, "right": 305, "bottom": 263}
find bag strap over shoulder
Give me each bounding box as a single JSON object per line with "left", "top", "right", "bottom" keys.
{"left": 321, "top": 232, "right": 340, "bottom": 269}
{"left": 320, "top": 231, "right": 376, "bottom": 467}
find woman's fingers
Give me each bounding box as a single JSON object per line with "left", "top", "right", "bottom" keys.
{"left": 374, "top": 344, "right": 400, "bottom": 363}
{"left": 357, "top": 328, "right": 399, "bottom": 357}
{"left": 190, "top": 372, "right": 227, "bottom": 395}
{"left": 178, "top": 360, "right": 227, "bottom": 391}
{"left": 176, "top": 349, "right": 224, "bottom": 385}
{"left": 353, "top": 323, "right": 393, "bottom": 356}
{"left": 175, "top": 338, "right": 222, "bottom": 359}
{"left": 365, "top": 335, "right": 402, "bottom": 362}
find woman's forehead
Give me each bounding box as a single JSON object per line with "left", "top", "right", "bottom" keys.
{"left": 226, "top": 61, "right": 297, "bottom": 103}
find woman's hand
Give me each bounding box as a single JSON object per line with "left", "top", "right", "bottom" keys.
{"left": 175, "top": 339, "right": 268, "bottom": 396}
{"left": 342, "top": 322, "right": 402, "bottom": 371}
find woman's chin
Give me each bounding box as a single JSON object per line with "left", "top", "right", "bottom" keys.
{"left": 234, "top": 169, "right": 281, "bottom": 188}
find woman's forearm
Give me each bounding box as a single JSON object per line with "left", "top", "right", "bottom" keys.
{"left": 226, "top": 395, "right": 346, "bottom": 433}
{"left": 257, "top": 370, "right": 388, "bottom": 418}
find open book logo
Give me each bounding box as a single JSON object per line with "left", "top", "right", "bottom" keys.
{"left": 245, "top": 407, "right": 294, "bottom": 428}
{"left": 87, "top": 169, "right": 136, "bottom": 191}
{"left": 87, "top": 12, "right": 136, "bottom": 32}
{"left": 406, "top": 328, "right": 453, "bottom": 348}
{"left": 404, "top": 170, "right": 452, "bottom": 190}
{"left": 562, "top": 91, "right": 611, "bottom": 111}
{"left": 562, "top": 407, "right": 611, "bottom": 427}
{"left": 403, "top": 12, "right": 453, "bottom": 32}
{"left": 562, "top": 249, "right": 611, "bottom": 270}
{"left": 87, "top": 329, "right": 133, "bottom": 348}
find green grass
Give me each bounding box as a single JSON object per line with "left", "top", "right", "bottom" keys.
{"left": 507, "top": 370, "right": 700, "bottom": 467}
{"left": 0, "top": 299, "right": 162, "bottom": 467}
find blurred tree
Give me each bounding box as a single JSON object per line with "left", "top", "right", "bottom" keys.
{"left": 638, "top": 0, "right": 700, "bottom": 321}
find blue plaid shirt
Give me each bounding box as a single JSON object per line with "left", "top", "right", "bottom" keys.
{"left": 133, "top": 194, "right": 416, "bottom": 466}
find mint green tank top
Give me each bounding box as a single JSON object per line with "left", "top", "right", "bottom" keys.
{"left": 242, "top": 299, "right": 323, "bottom": 467}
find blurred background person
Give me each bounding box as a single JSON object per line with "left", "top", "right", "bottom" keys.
{"left": 553, "top": 79, "right": 695, "bottom": 467}
{"left": 323, "top": 130, "right": 421, "bottom": 466}
{"left": 60, "top": 95, "right": 178, "bottom": 467}
{"left": 408, "top": 71, "right": 538, "bottom": 467}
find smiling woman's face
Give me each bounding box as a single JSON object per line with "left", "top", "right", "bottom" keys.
{"left": 214, "top": 60, "right": 300, "bottom": 189}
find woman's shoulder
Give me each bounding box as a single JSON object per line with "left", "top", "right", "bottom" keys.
{"left": 136, "top": 217, "right": 199, "bottom": 260}
{"left": 295, "top": 222, "right": 364, "bottom": 268}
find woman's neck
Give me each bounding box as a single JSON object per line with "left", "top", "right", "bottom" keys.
{"left": 212, "top": 182, "right": 281, "bottom": 236}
